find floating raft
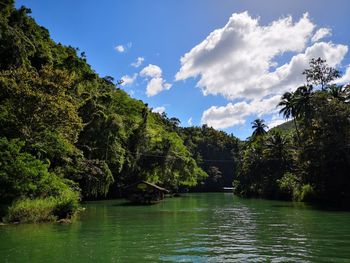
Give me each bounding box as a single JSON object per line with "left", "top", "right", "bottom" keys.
{"left": 124, "top": 181, "right": 169, "bottom": 204}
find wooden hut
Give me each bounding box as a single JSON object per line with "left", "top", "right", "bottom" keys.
{"left": 124, "top": 181, "right": 169, "bottom": 204}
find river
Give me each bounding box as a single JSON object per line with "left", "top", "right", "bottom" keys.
{"left": 1, "top": 193, "right": 350, "bottom": 262}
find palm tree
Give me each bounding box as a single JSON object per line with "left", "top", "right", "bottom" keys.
{"left": 278, "top": 91, "right": 301, "bottom": 143}
{"left": 293, "top": 85, "right": 313, "bottom": 118}
{"left": 278, "top": 92, "right": 295, "bottom": 118}
{"left": 264, "top": 132, "right": 291, "bottom": 162}
{"left": 326, "top": 84, "right": 346, "bottom": 102}
{"left": 251, "top": 119, "right": 268, "bottom": 137}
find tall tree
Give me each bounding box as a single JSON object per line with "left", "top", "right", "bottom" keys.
{"left": 278, "top": 91, "right": 301, "bottom": 142}
{"left": 251, "top": 119, "right": 268, "bottom": 137}
{"left": 303, "top": 57, "right": 340, "bottom": 90}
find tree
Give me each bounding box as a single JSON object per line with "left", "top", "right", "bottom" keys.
{"left": 278, "top": 91, "right": 301, "bottom": 142}
{"left": 326, "top": 84, "right": 347, "bottom": 102}
{"left": 263, "top": 131, "right": 291, "bottom": 163}
{"left": 293, "top": 85, "right": 313, "bottom": 119}
{"left": 251, "top": 119, "right": 268, "bottom": 137}
{"left": 303, "top": 57, "right": 340, "bottom": 90}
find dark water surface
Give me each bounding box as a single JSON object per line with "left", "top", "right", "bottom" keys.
{"left": 1, "top": 193, "right": 350, "bottom": 262}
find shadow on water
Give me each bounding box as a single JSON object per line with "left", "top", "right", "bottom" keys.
{"left": 305, "top": 201, "right": 350, "bottom": 212}
{"left": 268, "top": 201, "right": 350, "bottom": 212}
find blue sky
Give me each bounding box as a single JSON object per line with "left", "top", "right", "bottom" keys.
{"left": 16, "top": 0, "right": 350, "bottom": 139}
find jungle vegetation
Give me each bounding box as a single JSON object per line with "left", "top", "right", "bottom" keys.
{"left": 0, "top": 1, "right": 239, "bottom": 222}
{"left": 234, "top": 58, "right": 350, "bottom": 204}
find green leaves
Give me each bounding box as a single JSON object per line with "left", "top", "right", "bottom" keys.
{"left": 0, "top": 137, "right": 78, "bottom": 204}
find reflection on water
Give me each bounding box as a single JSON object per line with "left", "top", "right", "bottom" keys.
{"left": 1, "top": 193, "right": 350, "bottom": 262}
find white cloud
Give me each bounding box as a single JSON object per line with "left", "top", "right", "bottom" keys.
{"left": 115, "top": 42, "right": 132, "bottom": 53}
{"left": 152, "top": 106, "right": 166, "bottom": 114}
{"left": 131, "top": 57, "right": 145, "bottom": 68}
{"left": 176, "top": 12, "right": 317, "bottom": 100}
{"left": 175, "top": 12, "right": 347, "bottom": 100}
{"left": 146, "top": 78, "right": 172, "bottom": 97}
{"left": 115, "top": 45, "right": 125, "bottom": 53}
{"left": 201, "top": 41, "right": 349, "bottom": 129}
{"left": 140, "top": 64, "right": 162, "bottom": 78}
{"left": 177, "top": 11, "right": 348, "bottom": 129}
{"left": 121, "top": 73, "right": 137, "bottom": 86}
{"left": 140, "top": 64, "right": 172, "bottom": 96}
{"left": 335, "top": 66, "right": 350, "bottom": 85}
{"left": 201, "top": 95, "right": 281, "bottom": 129}
{"left": 267, "top": 114, "right": 287, "bottom": 129}
{"left": 259, "top": 42, "right": 347, "bottom": 95}
{"left": 312, "top": 28, "right": 332, "bottom": 42}
{"left": 187, "top": 117, "right": 193, "bottom": 126}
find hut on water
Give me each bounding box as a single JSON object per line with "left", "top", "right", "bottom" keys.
{"left": 124, "top": 181, "right": 169, "bottom": 204}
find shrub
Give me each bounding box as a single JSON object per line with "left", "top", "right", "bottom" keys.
{"left": 52, "top": 190, "right": 80, "bottom": 219}
{"left": 7, "top": 190, "right": 80, "bottom": 223}
{"left": 278, "top": 172, "right": 299, "bottom": 200}
{"left": 7, "top": 198, "right": 57, "bottom": 223}
{"left": 0, "top": 137, "right": 77, "bottom": 203}
{"left": 298, "top": 184, "right": 316, "bottom": 202}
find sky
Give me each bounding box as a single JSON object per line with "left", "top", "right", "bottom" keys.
{"left": 16, "top": 0, "right": 350, "bottom": 139}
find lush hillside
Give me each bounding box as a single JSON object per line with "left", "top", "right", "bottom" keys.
{"left": 2, "top": 2, "right": 239, "bottom": 222}
{"left": 271, "top": 120, "right": 294, "bottom": 133}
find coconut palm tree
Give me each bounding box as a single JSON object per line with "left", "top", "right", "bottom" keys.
{"left": 264, "top": 132, "right": 291, "bottom": 162}
{"left": 293, "top": 85, "right": 313, "bottom": 119}
{"left": 251, "top": 119, "right": 268, "bottom": 137}
{"left": 326, "top": 84, "right": 346, "bottom": 102}
{"left": 278, "top": 91, "right": 301, "bottom": 143}
{"left": 278, "top": 92, "right": 295, "bottom": 119}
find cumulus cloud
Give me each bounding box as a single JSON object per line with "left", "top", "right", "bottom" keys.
{"left": 121, "top": 73, "right": 137, "bottom": 86}
{"left": 175, "top": 11, "right": 348, "bottom": 129}
{"left": 152, "top": 106, "right": 166, "bottom": 114}
{"left": 312, "top": 28, "right": 332, "bottom": 42}
{"left": 258, "top": 42, "right": 347, "bottom": 95}
{"left": 140, "top": 64, "right": 172, "bottom": 96}
{"left": 201, "top": 95, "right": 281, "bottom": 129}
{"left": 115, "top": 45, "right": 125, "bottom": 53}
{"left": 131, "top": 57, "right": 145, "bottom": 68}
{"left": 176, "top": 12, "right": 318, "bottom": 100}
{"left": 140, "top": 64, "right": 162, "bottom": 78}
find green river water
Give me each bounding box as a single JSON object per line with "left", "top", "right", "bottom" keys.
{"left": 1, "top": 193, "right": 350, "bottom": 262}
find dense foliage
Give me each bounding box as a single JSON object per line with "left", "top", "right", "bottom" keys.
{"left": 234, "top": 58, "right": 350, "bottom": 204}
{"left": 179, "top": 125, "right": 240, "bottom": 191}
{"left": 0, "top": 2, "right": 241, "bottom": 222}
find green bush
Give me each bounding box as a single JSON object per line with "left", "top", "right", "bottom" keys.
{"left": 7, "top": 198, "right": 57, "bottom": 223}
{"left": 278, "top": 172, "right": 299, "bottom": 200}
{"left": 7, "top": 190, "right": 79, "bottom": 223}
{"left": 0, "top": 137, "right": 78, "bottom": 203}
{"left": 298, "top": 184, "right": 316, "bottom": 202}
{"left": 52, "top": 190, "right": 79, "bottom": 219}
